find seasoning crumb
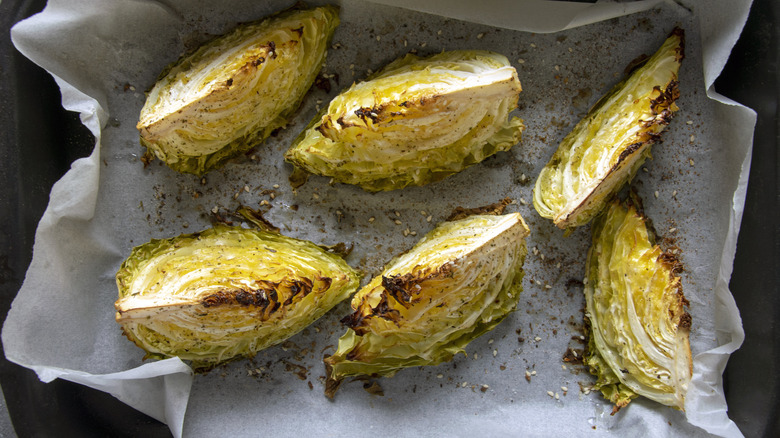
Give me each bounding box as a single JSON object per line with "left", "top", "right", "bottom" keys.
{"left": 437, "top": 374, "right": 443, "bottom": 378}
{"left": 480, "top": 384, "right": 489, "bottom": 393}
{"left": 426, "top": 215, "right": 433, "bottom": 223}
{"left": 654, "top": 191, "right": 659, "bottom": 198}
{"left": 420, "top": 210, "right": 427, "bottom": 216}
{"left": 669, "top": 227, "right": 677, "bottom": 232}
{"left": 544, "top": 284, "right": 552, "bottom": 290}
{"left": 394, "top": 219, "right": 402, "bottom": 225}
{"left": 376, "top": 35, "right": 381, "bottom": 41}
{"left": 568, "top": 47, "right": 573, "bottom": 53}
{"left": 212, "top": 206, "right": 219, "bottom": 214}
{"left": 260, "top": 200, "right": 270, "bottom": 206}
{"left": 561, "top": 386, "right": 568, "bottom": 392}
{"left": 534, "top": 336, "right": 542, "bottom": 342}
{"left": 201, "top": 178, "right": 207, "bottom": 185}
{"left": 554, "top": 65, "right": 560, "bottom": 71}
{"left": 437, "top": 30, "right": 442, "bottom": 35}
{"left": 672, "top": 190, "right": 678, "bottom": 197}
{"left": 547, "top": 391, "right": 555, "bottom": 398}
{"left": 461, "top": 381, "right": 468, "bottom": 388}
{"left": 689, "top": 158, "right": 695, "bottom": 166}
{"left": 420, "top": 42, "right": 427, "bottom": 48}
{"left": 554, "top": 392, "right": 560, "bottom": 400}
{"left": 687, "top": 120, "right": 694, "bottom": 125}
{"left": 530, "top": 43, "right": 537, "bottom": 48}
{"left": 493, "top": 349, "right": 498, "bottom": 357}
{"left": 488, "top": 339, "right": 494, "bottom": 344}
{"left": 410, "top": 231, "right": 417, "bottom": 236}
{"left": 403, "top": 229, "right": 410, "bottom": 237}
{"left": 312, "top": 193, "right": 320, "bottom": 200}
{"left": 517, "top": 58, "right": 525, "bottom": 64}
{"left": 562, "top": 364, "right": 567, "bottom": 370}
{"left": 273, "top": 184, "right": 280, "bottom": 189}
{"left": 519, "top": 198, "right": 528, "bottom": 205}
{"left": 531, "top": 370, "right": 537, "bottom": 376}
{"left": 477, "top": 32, "right": 485, "bottom": 39}
{"left": 689, "top": 135, "right": 696, "bottom": 142}
{"left": 368, "top": 217, "right": 375, "bottom": 223}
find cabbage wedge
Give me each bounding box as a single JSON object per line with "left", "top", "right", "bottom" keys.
{"left": 137, "top": 6, "right": 339, "bottom": 175}
{"left": 584, "top": 196, "right": 691, "bottom": 412}
{"left": 324, "top": 212, "right": 530, "bottom": 397}
{"left": 285, "top": 50, "right": 524, "bottom": 192}
{"left": 533, "top": 28, "right": 684, "bottom": 229}
{"left": 115, "top": 225, "right": 360, "bottom": 370}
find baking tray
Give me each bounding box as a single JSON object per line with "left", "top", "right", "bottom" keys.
{"left": 0, "top": 0, "right": 776, "bottom": 436}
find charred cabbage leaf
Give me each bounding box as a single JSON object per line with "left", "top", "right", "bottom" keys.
{"left": 533, "top": 28, "right": 684, "bottom": 229}
{"left": 324, "top": 212, "right": 530, "bottom": 397}
{"left": 285, "top": 50, "right": 524, "bottom": 192}
{"left": 584, "top": 196, "right": 691, "bottom": 412}
{"left": 115, "top": 225, "right": 360, "bottom": 370}
{"left": 137, "top": 6, "right": 339, "bottom": 175}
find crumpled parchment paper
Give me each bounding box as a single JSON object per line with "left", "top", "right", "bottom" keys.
{"left": 4, "top": 0, "right": 754, "bottom": 436}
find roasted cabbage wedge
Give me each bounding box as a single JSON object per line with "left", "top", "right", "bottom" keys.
{"left": 324, "top": 212, "right": 530, "bottom": 397}
{"left": 584, "top": 196, "right": 691, "bottom": 413}
{"left": 115, "top": 225, "right": 360, "bottom": 370}
{"left": 533, "top": 28, "right": 684, "bottom": 229}
{"left": 285, "top": 50, "right": 524, "bottom": 192}
{"left": 137, "top": 6, "right": 339, "bottom": 175}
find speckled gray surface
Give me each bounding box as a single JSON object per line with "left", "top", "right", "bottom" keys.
{"left": 3, "top": 0, "right": 751, "bottom": 436}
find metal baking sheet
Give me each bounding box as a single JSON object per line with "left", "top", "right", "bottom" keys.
{"left": 2, "top": 0, "right": 774, "bottom": 436}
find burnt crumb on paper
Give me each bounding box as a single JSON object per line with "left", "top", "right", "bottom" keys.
{"left": 446, "top": 198, "right": 512, "bottom": 221}
{"left": 362, "top": 380, "right": 384, "bottom": 396}
{"left": 562, "top": 348, "right": 584, "bottom": 365}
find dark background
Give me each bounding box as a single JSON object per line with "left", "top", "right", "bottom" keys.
{"left": 0, "top": 0, "right": 777, "bottom": 436}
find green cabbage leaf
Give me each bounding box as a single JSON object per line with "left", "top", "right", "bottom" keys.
{"left": 137, "top": 6, "right": 339, "bottom": 175}
{"left": 325, "top": 212, "right": 529, "bottom": 397}
{"left": 285, "top": 50, "right": 524, "bottom": 192}
{"left": 115, "top": 225, "right": 360, "bottom": 370}
{"left": 584, "top": 196, "right": 692, "bottom": 412}
{"left": 533, "top": 28, "right": 684, "bottom": 229}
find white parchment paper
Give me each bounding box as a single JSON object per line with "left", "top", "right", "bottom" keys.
{"left": 4, "top": 0, "right": 754, "bottom": 436}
